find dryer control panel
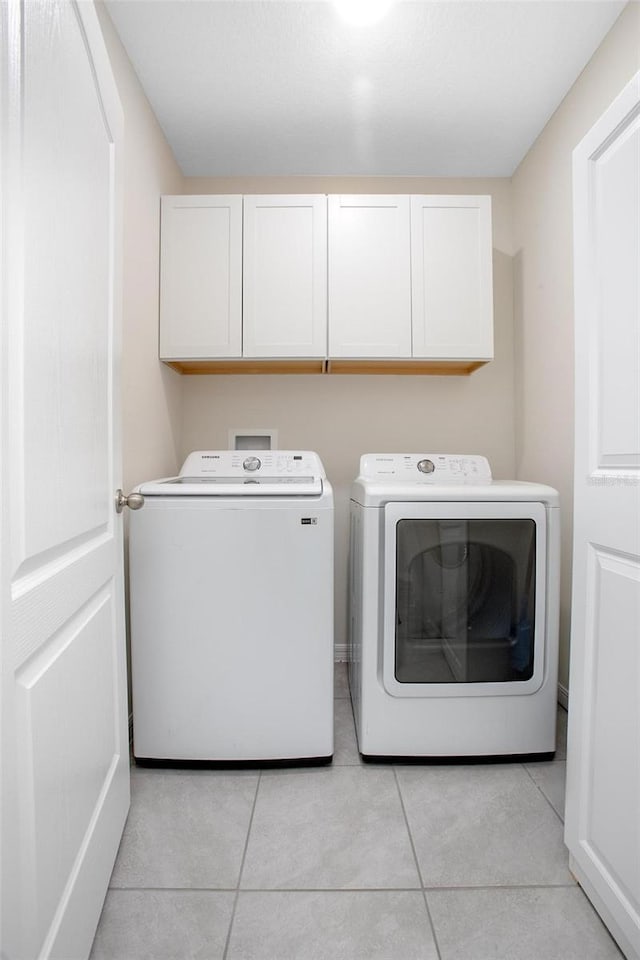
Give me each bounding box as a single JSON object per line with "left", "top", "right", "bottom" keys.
{"left": 359, "top": 453, "right": 492, "bottom": 483}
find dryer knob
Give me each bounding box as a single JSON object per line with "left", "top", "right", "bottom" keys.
{"left": 417, "top": 459, "right": 435, "bottom": 474}
{"left": 243, "top": 456, "right": 261, "bottom": 472}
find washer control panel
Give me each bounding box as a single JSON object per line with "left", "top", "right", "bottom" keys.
{"left": 359, "top": 453, "right": 492, "bottom": 483}
{"left": 179, "top": 450, "right": 325, "bottom": 479}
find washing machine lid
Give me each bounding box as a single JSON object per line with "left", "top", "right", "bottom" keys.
{"left": 138, "top": 450, "right": 326, "bottom": 497}
{"left": 351, "top": 454, "right": 559, "bottom": 506}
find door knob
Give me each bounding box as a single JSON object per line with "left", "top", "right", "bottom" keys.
{"left": 115, "top": 489, "right": 144, "bottom": 514}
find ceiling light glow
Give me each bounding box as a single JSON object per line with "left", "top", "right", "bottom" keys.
{"left": 333, "top": 0, "right": 395, "bottom": 28}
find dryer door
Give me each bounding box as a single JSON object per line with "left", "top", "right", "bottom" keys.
{"left": 382, "top": 501, "right": 548, "bottom": 697}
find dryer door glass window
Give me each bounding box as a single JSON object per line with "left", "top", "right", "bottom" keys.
{"left": 395, "top": 519, "right": 536, "bottom": 684}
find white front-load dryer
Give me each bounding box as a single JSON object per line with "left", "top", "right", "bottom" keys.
{"left": 129, "top": 450, "right": 334, "bottom": 762}
{"left": 348, "top": 453, "right": 560, "bottom": 759}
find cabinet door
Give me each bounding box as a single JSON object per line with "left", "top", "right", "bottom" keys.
{"left": 328, "top": 196, "right": 411, "bottom": 358}
{"left": 243, "top": 195, "right": 327, "bottom": 358}
{"left": 411, "top": 196, "right": 493, "bottom": 360}
{"left": 160, "top": 195, "right": 242, "bottom": 359}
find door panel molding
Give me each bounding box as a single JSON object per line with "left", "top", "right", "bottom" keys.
{"left": 566, "top": 68, "right": 640, "bottom": 960}
{"left": 1, "top": 2, "right": 130, "bottom": 958}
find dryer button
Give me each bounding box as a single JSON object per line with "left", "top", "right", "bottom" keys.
{"left": 417, "top": 459, "right": 435, "bottom": 474}
{"left": 243, "top": 456, "right": 261, "bottom": 472}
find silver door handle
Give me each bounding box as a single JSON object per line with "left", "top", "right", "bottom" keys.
{"left": 115, "top": 489, "right": 144, "bottom": 514}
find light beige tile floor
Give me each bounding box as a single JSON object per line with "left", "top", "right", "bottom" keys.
{"left": 90, "top": 664, "right": 624, "bottom": 960}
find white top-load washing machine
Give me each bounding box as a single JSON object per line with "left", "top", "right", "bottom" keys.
{"left": 129, "top": 450, "right": 334, "bottom": 762}
{"left": 349, "top": 453, "right": 560, "bottom": 759}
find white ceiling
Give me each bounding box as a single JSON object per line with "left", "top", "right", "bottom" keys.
{"left": 105, "top": 0, "right": 627, "bottom": 177}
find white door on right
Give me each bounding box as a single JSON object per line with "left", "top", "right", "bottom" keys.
{"left": 565, "top": 71, "right": 640, "bottom": 960}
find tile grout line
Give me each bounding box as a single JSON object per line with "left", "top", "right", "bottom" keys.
{"left": 341, "top": 687, "right": 366, "bottom": 768}
{"left": 105, "top": 880, "right": 582, "bottom": 894}
{"left": 521, "top": 760, "right": 566, "bottom": 827}
{"left": 392, "top": 767, "right": 444, "bottom": 960}
{"left": 222, "top": 769, "right": 262, "bottom": 960}
{"left": 107, "top": 886, "right": 238, "bottom": 893}
{"left": 421, "top": 881, "right": 580, "bottom": 893}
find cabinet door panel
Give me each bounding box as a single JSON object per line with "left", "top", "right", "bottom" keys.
{"left": 160, "top": 195, "right": 242, "bottom": 359}
{"left": 243, "top": 195, "right": 327, "bottom": 358}
{"left": 411, "top": 196, "right": 493, "bottom": 359}
{"left": 328, "top": 196, "right": 411, "bottom": 358}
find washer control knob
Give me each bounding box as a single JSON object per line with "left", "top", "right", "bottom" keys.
{"left": 243, "top": 456, "right": 261, "bottom": 472}
{"left": 417, "top": 459, "right": 435, "bottom": 474}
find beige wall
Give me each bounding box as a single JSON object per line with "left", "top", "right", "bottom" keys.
{"left": 97, "top": 2, "right": 185, "bottom": 492}
{"left": 97, "top": 3, "right": 186, "bottom": 706}
{"left": 512, "top": 1, "right": 639, "bottom": 693}
{"left": 180, "top": 178, "right": 515, "bottom": 651}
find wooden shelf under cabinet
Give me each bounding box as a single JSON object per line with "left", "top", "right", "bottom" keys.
{"left": 326, "top": 358, "right": 487, "bottom": 376}
{"left": 162, "top": 359, "right": 327, "bottom": 375}
{"left": 162, "top": 358, "right": 488, "bottom": 376}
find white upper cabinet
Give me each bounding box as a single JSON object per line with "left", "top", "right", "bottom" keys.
{"left": 328, "top": 196, "right": 411, "bottom": 358}
{"left": 158, "top": 193, "right": 494, "bottom": 372}
{"left": 243, "top": 195, "right": 327, "bottom": 358}
{"left": 160, "top": 195, "right": 242, "bottom": 359}
{"left": 411, "top": 195, "right": 494, "bottom": 359}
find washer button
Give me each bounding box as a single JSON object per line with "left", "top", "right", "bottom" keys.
{"left": 243, "top": 456, "right": 261, "bottom": 472}
{"left": 417, "top": 459, "right": 435, "bottom": 474}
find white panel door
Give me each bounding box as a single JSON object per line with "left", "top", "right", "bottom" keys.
{"left": 411, "top": 195, "right": 494, "bottom": 360}
{"left": 328, "top": 195, "right": 411, "bottom": 358}
{"left": 159, "top": 195, "right": 242, "bottom": 359}
{"left": 1, "top": 3, "right": 130, "bottom": 958}
{"left": 565, "top": 71, "right": 640, "bottom": 960}
{"left": 243, "top": 195, "right": 327, "bottom": 357}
